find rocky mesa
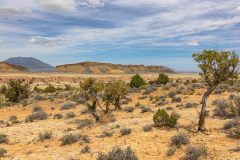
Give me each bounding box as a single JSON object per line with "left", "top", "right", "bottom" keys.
{"left": 56, "top": 61, "right": 174, "bottom": 74}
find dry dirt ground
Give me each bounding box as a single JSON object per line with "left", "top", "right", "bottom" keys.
{"left": 0, "top": 73, "right": 239, "bottom": 160}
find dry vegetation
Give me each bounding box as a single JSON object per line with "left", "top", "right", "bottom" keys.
{"left": 0, "top": 72, "right": 239, "bottom": 160}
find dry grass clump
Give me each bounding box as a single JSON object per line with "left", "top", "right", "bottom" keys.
{"left": 97, "top": 146, "right": 138, "bottom": 160}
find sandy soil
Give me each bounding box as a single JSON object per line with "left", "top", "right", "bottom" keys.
{"left": 0, "top": 73, "right": 239, "bottom": 160}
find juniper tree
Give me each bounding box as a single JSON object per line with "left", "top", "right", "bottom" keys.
{"left": 193, "top": 50, "right": 239, "bottom": 131}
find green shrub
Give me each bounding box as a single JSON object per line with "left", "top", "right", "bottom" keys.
{"left": 76, "top": 119, "right": 93, "bottom": 129}
{"left": 155, "top": 73, "right": 170, "bottom": 85}
{"left": 44, "top": 84, "right": 56, "bottom": 93}
{"left": 153, "top": 109, "right": 178, "bottom": 127}
{"left": 130, "top": 74, "right": 145, "bottom": 88}
{"left": 25, "top": 110, "right": 48, "bottom": 123}
{"left": 185, "top": 145, "right": 208, "bottom": 160}
{"left": 97, "top": 146, "right": 138, "bottom": 160}
{"left": 1, "top": 79, "right": 31, "bottom": 103}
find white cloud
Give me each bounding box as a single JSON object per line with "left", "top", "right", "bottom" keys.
{"left": 78, "top": 0, "right": 105, "bottom": 8}
{"left": 40, "top": 0, "right": 77, "bottom": 11}
{"left": 30, "top": 36, "right": 68, "bottom": 46}
{"left": 188, "top": 41, "right": 200, "bottom": 46}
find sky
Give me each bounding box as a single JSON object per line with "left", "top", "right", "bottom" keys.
{"left": 0, "top": 0, "right": 240, "bottom": 71}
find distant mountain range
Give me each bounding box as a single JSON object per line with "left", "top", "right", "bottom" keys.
{"left": 4, "top": 57, "right": 55, "bottom": 72}
{"left": 1, "top": 57, "right": 174, "bottom": 74}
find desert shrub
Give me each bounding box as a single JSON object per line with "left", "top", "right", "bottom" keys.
{"left": 60, "top": 133, "right": 80, "bottom": 145}
{"left": 81, "top": 145, "right": 91, "bottom": 154}
{"left": 1, "top": 79, "right": 31, "bottom": 103}
{"left": 65, "top": 112, "right": 76, "bottom": 119}
{"left": 143, "top": 86, "right": 157, "bottom": 95}
{"left": 213, "top": 98, "right": 240, "bottom": 118}
{"left": 155, "top": 73, "right": 170, "bottom": 85}
{"left": 120, "top": 128, "right": 132, "bottom": 136}
{"left": 138, "top": 95, "right": 148, "bottom": 99}
{"left": 77, "top": 119, "right": 93, "bottom": 129}
{"left": 34, "top": 86, "right": 42, "bottom": 92}
{"left": 38, "top": 131, "right": 52, "bottom": 141}
{"left": 9, "top": 115, "right": 18, "bottom": 123}
{"left": 168, "top": 91, "right": 176, "bottom": 98}
{"left": 171, "top": 133, "right": 189, "bottom": 147}
{"left": 0, "top": 148, "right": 7, "bottom": 157}
{"left": 44, "top": 84, "right": 56, "bottom": 93}
{"left": 97, "top": 146, "right": 138, "bottom": 160}
{"left": 130, "top": 74, "right": 145, "bottom": 88}
{"left": 60, "top": 102, "right": 76, "bottom": 110}
{"left": 53, "top": 113, "right": 63, "bottom": 119}
{"left": 185, "top": 102, "right": 198, "bottom": 108}
{"left": 166, "top": 146, "right": 177, "bottom": 157}
{"left": 172, "top": 96, "right": 182, "bottom": 103}
{"left": 124, "top": 107, "right": 135, "bottom": 113}
{"left": 228, "top": 127, "right": 240, "bottom": 139}
{"left": 102, "top": 130, "right": 114, "bottom": 137}
{"left": 166, "top": 106, "right": 173, "bottom": 110}
{"left": 65, "top": 84, "right": 74, "bottom": 91}
{"left": 143, "top": 124, "right": 152, "bottom": 132}
{"left": 153, "top": 109, "right": 178, "bottom": 127}
{"left": 0, "top": 134, "right": 8, "bottom": 144}
{"left": 25, "top": 110, "right": 48, "bottom": 123}
{"left": 185, "top": 145, "right": 208, "bottom": 160}
{"left": 224, "top": 118, "right": 240, "bottom": 129}
{"left": 33, "top": 106, "right": 43, "bottom": 112}
{"left": 140, "top": 106, "right": 152, "bottom": 113}
{"left": 34, "top": 95, "right": 46, "bottom": 101}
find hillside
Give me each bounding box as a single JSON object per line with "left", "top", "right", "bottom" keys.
{"left": 56, "top": 61, "right": 174, "bottom": 74}
{"left": 0, "top": 62, "right": 28, "bottom": 73}
{"left": 4, "top": 57, "right": 55, "bottom": 72}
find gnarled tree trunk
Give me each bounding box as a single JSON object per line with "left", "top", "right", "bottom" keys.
{"left": 114, "top": 98, "right": 121, "bottom": 110}
{"left": 198, "top": 87, "right": 215, "bottom": 131}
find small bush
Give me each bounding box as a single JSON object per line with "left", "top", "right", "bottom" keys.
{"left": 120, "top": 128, "right": 132, "bottom": 136}
{"left": 44, "top": 84, "right": 56, "bottom": 93}
{"left": 224, "top": 119, "right": 240, "bottom": 129}
{"left": 124, "top": 107, "right": 135, "bottom": 113}
{"left": 76, "top": 119, "right": 93, "bottom": 129}
{"left": 130, "top": 74, "right": 145, "bottom": 88}
{"left": 168, "top": 91, "right": 176, "bottom": 98}
{"left": 185, "top": 102, "right": 198, "bottom": 108}
{"left": 0, "top": 148, "right": 7, "bottom": 157}
{"left": 65, "top": 112, "right": 76, "bottom": 119}
{"left": 34, "top": 95, "right": 46, "bottom": 101}
{"left": 185, "top": 145, "right": 208, "bottom": 160}
{"left": 38, "top": 131, "right": 52, "bottom": 141}
{"left": 172, "top": 96, "right": 182, "bottom": 103}
{"left": 140, "top": 106, "right": 151, "bottom": 113}
{"left": 0, "top": 134, "right": 8, "bottom": 144}
{"left": 32, "top": 106, "right": 43, "bottom": 112}
{"left": 60, "top": 133, "right": 80, "bottom": 145}
{"left": 171, "top": 133, "right": 189, "bottom": 147}
{"left": 166, "top": 146, "right": 177, "bottom": 157}
{"left": 143, "top": 125, "right": 152, "bottom": 132}
{"left": 228, "top": 127, "right": 240, "bottom": 139}
{"left": 53, "top": 113, "right": 63, "bottom": 119}
{"left": 60, "top": 102, "right": 76, "bottom": 110}
{"left": 25, "top": 111, "right": 48, "bottom": 122}
{"left": 156, "top": 73, "right": 169, "bottom": 84}
{"left": 97, "top": 146, "right": 138, "bottom": 160}
{"left": 81, "top": 145, "right": 91, "bottom": 154}
{"left": 9, "top": 115, "right": 18, "bottom": 123}
{"left": 102, "top": 130, "right": 114, "bottom": 137}
{"left": 153, "top": 109, "right": 178, "bottom": 127}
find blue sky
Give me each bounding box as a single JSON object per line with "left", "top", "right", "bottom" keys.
{"left": 0, "top": 0, "right": 240, "bottom": 71}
